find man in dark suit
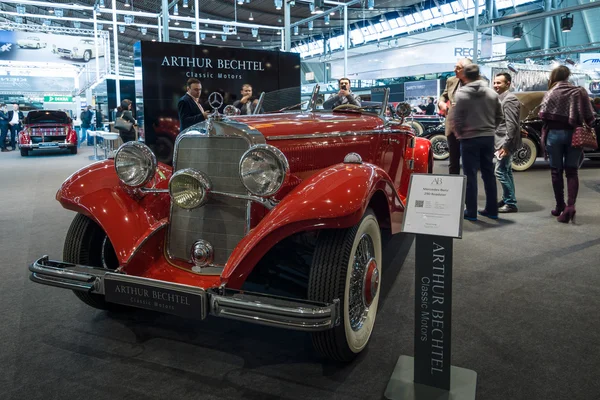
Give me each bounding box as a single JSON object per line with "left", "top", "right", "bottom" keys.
{"left": 7, "top": 103, "right": 24, "bottom": 151}
{"left": 439, "top": 58, "right": 471, "bottom": 174}
{"left": 0, "top": 104, "right": 9, "bottom": 152}
{"left": 178, "top": 78, "right": 207, "bottom": 132}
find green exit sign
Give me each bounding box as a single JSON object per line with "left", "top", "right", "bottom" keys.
{"left": 44, "top": 96, "right": 73, "bottom": 103}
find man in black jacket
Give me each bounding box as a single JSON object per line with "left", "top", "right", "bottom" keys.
{"left": 323, "top": 77, "right": 361, "bottom": 110}
{"left": 7, "top": 104, "right": 24, "bottom": 151}
{"left": 178, "top": 78, "right": 207, "bottom": 132}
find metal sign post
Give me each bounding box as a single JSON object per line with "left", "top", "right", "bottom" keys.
{"left": 384, "top": 174, "right": 476, "bottom": 400}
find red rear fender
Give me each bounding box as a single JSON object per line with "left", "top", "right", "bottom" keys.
{"left": 222, "top": 163, "right": 403, "bottom": 288}
{"left": 56, "top": 160, "right": 172, "bottom": 264}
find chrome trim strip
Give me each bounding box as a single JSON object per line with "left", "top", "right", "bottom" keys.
{"left": 125, "top": 220, "right": 168, "bottom": 264}
{"left": 379, "top": 87, "right": 390, "bottom": 119}
{"left": 140, "top": 188, "right": 169, "bottom": 194}
{"left": 266, "top": 130, "right": 382, "bottom": 141}
{"left": 212, "top": 190, "right": 279, "bottom": 210}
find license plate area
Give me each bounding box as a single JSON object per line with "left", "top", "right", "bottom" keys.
{"left": 103, "top": 273, "right": 208, "bottom": 319}
{"left": 39, "top": 142, "right": 59, "bottom": 147}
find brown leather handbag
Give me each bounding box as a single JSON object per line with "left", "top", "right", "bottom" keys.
{"left": 572, "top": 124, "right": 598, "bottom": 150}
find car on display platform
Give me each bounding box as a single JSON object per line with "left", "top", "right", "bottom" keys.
{"left": 28, "top": 86, "right": 433, "bottom": 362}
{"left": 17, "top": 36, "right": 47, "bottom": 49}
{"left": 55, "top": 39, "right": 104, "bottom": 62}
{"left": 18, "top": 110, "right": 78, "bottom": 156}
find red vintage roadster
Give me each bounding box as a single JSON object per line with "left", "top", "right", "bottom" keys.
{"left": 29, "top": 88, "right": 432, "bottom": 362}
{"left": 18, "top": 110, "right": 78, "bottom": 156}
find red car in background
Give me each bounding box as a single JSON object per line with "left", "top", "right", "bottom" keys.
{"left": 28, "top": 88, "right": 432, "bottom": 362}
{"left": 19, "top": 110, "right": 78, "bottom": 156}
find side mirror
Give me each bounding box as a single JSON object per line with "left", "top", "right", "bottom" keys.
{"left": 395, "top": 102, "right": 412, "bottom": 119}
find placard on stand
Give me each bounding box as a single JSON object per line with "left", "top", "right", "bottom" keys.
{"left": 384, "top": 174, "right": 476, "bottom": 400}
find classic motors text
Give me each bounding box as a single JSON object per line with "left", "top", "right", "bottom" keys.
{"left": 161, "top": 56, "right": 266, "bottom": 71}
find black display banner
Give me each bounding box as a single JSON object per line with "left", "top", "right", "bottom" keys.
{"left": 134, "top": 41, "right": 301, "bottom": 149}
{"left": 414, "top": 234, "right": 453, "bottom": 390}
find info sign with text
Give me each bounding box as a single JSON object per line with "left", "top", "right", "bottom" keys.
{"left": 402, "top": 174, "right": 466, "bottom": 239}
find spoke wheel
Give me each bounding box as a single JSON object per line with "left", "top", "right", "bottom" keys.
{"left": 429, "top": 134, "right": 449, "bottom": 160}
{"left": 308, "top": 209, "right": 382, "bottom": 362}
{"left": 511, "top": 137, "right": 537, "bottom": 171}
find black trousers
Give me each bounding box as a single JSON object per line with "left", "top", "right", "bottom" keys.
{"left": 0, "top": 124, "right": 7, "bottom": 149}
{"left": 447, "top": 132, "right": 461, "bottom": 175}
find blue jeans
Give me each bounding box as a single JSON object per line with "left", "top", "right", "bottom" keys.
{"left": 80, "top": 127, "right": 89, "bottom": 146}
{"left": 546, "top": 129, "right": 583, "bottom": 169}
{"left": 495, "top": 154, "right": 516, "bottom": 206}
{"left": 460, "top": 136, "right": 498, "bottom": 217}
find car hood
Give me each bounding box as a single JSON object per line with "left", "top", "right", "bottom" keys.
{"left": 232, "top": 112, "right": 385, "bottom": 138}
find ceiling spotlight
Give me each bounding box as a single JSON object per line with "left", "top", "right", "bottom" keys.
{"left": 324, "top": 15, "right": 330, "bottom": 25}
{"left": 54, "top": 9, "right": 63, "bottom": 18}
{"left": 16, "top": 5, "right": 26, "bottom": 14}
{"left": 141, "top": 27, "right": 147, "bottom": 34}
{"left": 507, "top": 63, "right": 518, "bottom": 73}
{"left": 118, "top": 25, "right": 125, "bottom": 33}
{"left": 330, "top": 10, "right": 335, "bottom": 15}
{"left": 238, "top": 0, "right": 244, "bottom": 4}
{"left": 183, "top": 31, "right": 189, "bottom": 38}
{"left": 49, "top": 9, "right": 54, "bottom": 14}
{"left": 174, "top": 20, "right": 180, "bottom": 25}
{"left": 99, "top": 0, "right": 105, "bottom": 8}
{"left": 277, "top": 30, "right": 281, "bottom": 35}
{"left": 274, "top": 0, "right": 282, "bottom": 10}
{"left": 124, "top": 0, "right": 131, "bottom": 7}
{"left": 565, "top": 58, "right": 576, "bottom": 66}
{"left": 222, "top": 35, "right": 227, "bottom": 41}
{"left": 293, "top": 25, "right": 299, "bottom": 35}
{"left": 15, "top": 17, "right": 23, "bottom": 24}
{"left": 183, "top": 0, "right": 189, "bottom": 7}
{"left": 561, "top": 13, "right": 573, "bottom": 32}
{"left": 251, "top": 27, "right": 258, "bottom": 37}
{"left": 308, "top": 21, "right": 313, "bottom": 31}
{"left": 512, "top": 23, "right": 523, "bottom": 41}
{"left": 73, "top": 21, "right": 81, "bottom": 28}
{"left": 151, "top": 38, "right": 156, "bottom": 42}
{"left": 368, "top": 0, "right": 374, "bottom": 10}
{"left": 379, "top": 15, "right": 385, "bottom": 22}
{"left": 43, "top": 19, "right": 51, "bottom": 26}
{"left": 212, "top": 33, "right": 216, "bottom": 38}
{"left": 108, "top": 25, "right": 113, "bottom": 30}
{"left": 174, "top": 4, "right": 179, "bottom": 16}
{"left": 257, "top": 35, "right": 261, "bottom": 42}
{"left": 249, "top": 12, "right": 254, "bottom": 20}
{"left": 200, "top": 33, "right": 206, "bottom": 39}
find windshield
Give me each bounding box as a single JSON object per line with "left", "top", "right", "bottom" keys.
{"left": 26, "top": 111, "right": 70, "bottom": 125}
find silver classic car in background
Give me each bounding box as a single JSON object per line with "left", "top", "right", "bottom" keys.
{"left": 17, "top": 36, "right": 47, "bottom": 49}
{"left": 55, "top": 39, "right": 104, "bottom": 62}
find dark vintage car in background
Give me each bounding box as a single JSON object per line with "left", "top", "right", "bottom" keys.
{"left": 28, "top": 87, "right": 433, "bottom": 362}
{"left": 18, "top": 110, "right": 78, "bottom": 156}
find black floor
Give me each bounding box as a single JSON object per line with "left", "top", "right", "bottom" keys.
{"left": 1, "top": 147, "right": 599, "bottom": 400}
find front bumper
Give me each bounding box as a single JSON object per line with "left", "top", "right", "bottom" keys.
{"left": 20, "top": 142, "right": 76, "bottom": 150}
{"left": 29, "top": 256, "right": 340, "bottom": 332}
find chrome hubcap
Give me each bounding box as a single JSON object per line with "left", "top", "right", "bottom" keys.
{"left": 432, "top": 137, "right": 448, "bottom": 156}
{"left": 514, "top": 144, "right": 531, "bottom": 166}
{"left": 349, "top": 234, "right": 376, "bottom": 331}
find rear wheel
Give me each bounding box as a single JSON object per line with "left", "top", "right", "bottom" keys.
{"left": 83, "top": 50, "right": 91, "bottom": 62}
{"left": 308, "top": 209, "right": 382, "bottom": 362}
{"left": 20, "top": 148, "right": 29, "bottom": 157}
{"left": 512, "top": 137, "right": 537, "bottom": 171}
{"left": 429, "top": 134, "right": 449, "bottom": 160}
{"left": 70, "top": 146, "right": 78, "bottom": 155}
{"left": 63, "top": 214, "right": 120, "bottom": 310}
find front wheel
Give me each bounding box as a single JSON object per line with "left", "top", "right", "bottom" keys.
{"left": 512, "top": 137, "right": 537, "bottom": 171}
{"left": 429, "top": 134, "right": 449, "bottom": 160}
{"left": 308, "top": 209, "right": 382, "bottom": 362}
{"left": 407, "top": 120, "right": 424, "bottom": 136}
{"left": 20, "top": 148, "right": 28, "bottom": 157}
{"left": 70, "top": 146, "right": 78, "bottom": 154}
{"left": 63, "top": 214, "right": 120, "bottom": 310}
{"left": 83, "top": 50, "right": 91, "bottom": 62}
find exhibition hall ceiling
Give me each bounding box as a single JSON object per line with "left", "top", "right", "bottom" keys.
{"left": 0, "top": 0, "right": 425, "bottom": 74}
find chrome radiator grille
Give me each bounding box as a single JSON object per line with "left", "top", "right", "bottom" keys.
{"left": 168, "top": 135, "right": 249, "bottom": 265}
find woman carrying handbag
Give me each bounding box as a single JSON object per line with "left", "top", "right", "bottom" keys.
{"left": 115, "top": 99, "right": 137, "bottom": 143}
{"left": 539, "top": 66, "right": 597, "bottom": 223}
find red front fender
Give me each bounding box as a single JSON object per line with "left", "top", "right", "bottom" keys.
{"left": 222, "top": 163, "right": 403, "bottom": 288}
{"left": 56, "top": 160, "right": 172, "bottom": 264}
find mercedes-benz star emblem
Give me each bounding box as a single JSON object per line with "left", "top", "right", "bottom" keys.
{"left": 208, "top": 92, "right": 224, "bottom": 109}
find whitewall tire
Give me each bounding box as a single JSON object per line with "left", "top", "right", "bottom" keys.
{"left": 429, "top": 134, "right": 450, "bottom": 160}
{"left": 308, "top": 209, "right": 382, "bottom": 362}
{"left": 511, "top": 137, "right": 537, "bottom": 172}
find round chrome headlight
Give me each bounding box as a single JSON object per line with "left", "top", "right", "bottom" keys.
{"left": 114, "top": 142, "right": 157, "bottom": 188}
{"left": 239, "top": 144, "right": 289, "bottom": 197}
{"left": 169, "top": 169, "right": 212, "bottom": 209}
{"left": 223, "top": 105, "right": 240, "bottom": 116}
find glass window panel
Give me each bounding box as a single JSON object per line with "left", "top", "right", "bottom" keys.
{"left": 374, "top": 23, "right": 384, "bottom": 32}
{"left": 413, "top": 12, "right": 422, "bottom": 22}
{"left": 388, "top": 18, "right": 399, "bottom": 28}
{"left": 440, "top": 4, "right": 453, "bottom": 14}
{"left": 394, "top": 17, "right": 405, "bottom": 26}
{"left": 431, "top": 7, "right": 442, "bottom": 17}
{"left": 450, "top": 2, "right": 462, "bottom": 13}
{"left": 405, "top": 14, "right": 415, "bottom": 23}
{"left": 367, "top": 25, "right": 376, "bottom": 34}
{"left": 421, "top": 9, "right": 433, "bottom": 19}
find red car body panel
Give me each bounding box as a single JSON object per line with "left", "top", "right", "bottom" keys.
{"left": 54, "top": 111, "right": 431, "bottom": 290}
